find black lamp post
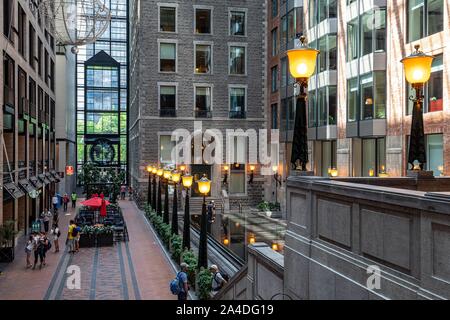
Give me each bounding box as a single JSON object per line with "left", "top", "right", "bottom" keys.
{"left": 152, "top": 168, "right": 157, "bottom": 210}
{"left": 156, "top": 168, "right": 163, "bottom": 216}
{"left": 171, "top": 170, "right": 181, "bottom": 235}
{"left": 286, "top": 35, "right": 320, "bottom": 171}
{"left": 197, "top": 175, "right": 211, "bottom": 270}
{"left": 163, "top": 169, "right": 170, "bottom": 224}
{"left": 181, "top": 174, "right": 193, "bottom": 250}
{"left": 401, "top": 45, "right": 434, "bottom": 171}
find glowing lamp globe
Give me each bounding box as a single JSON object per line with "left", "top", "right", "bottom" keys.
{"left": 272, "top": 165, "right": 278, "bottom": 173}
{"left": 286, "top": 36, "right": 319, "bottom": 80}
{"left": 197, "top": 176, "right": 211, "bottom": 195}
{"left": 401, "top": 45, "right": 434, "bottom": 86}
{"left": 224, "top": 165, "right": 229, "bottom": 172}
{"left": 152, "top": 167, "right": 157, "bottom": 174}
{"left": 249, "top": 165, "right": 256, "bottom": 171}
{"left": 163, "top": 170, "right": 171, "bottom": 179}
{"left": 146, "top": 165, "right": 153, "bottom": 173}
{"left": 179, "top": 165, "right": 186, "bottom": 172}
{"left": 157, "top": 168, "right": 164, "bottom": 177}
{"left": 171, "top": 171, "right": 181, "bottom": 183}
{"left": 182, "top": 174, "right": 193, "bottom": 188}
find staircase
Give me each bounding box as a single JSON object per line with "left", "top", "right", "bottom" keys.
{"left": 187, "top": 197, "right": 223, "bottom": 216}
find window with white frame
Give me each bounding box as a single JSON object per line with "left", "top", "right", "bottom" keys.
{"left": 159, "top": 42, "right": 176, "bottom": 72}
{"left": 195, "top": 8, "right": 212, "bottom": 34}
{"left": 229, "top": 46, "right": 246, "bottom": 75}
{"left": 160, "top": 135, "right": 176, "bottom": 164}
{"left": 195, "top": 44, "right": 211, "bottom": 74}
{"left": 195, "top": 86, "right": 212, "bottom": 118}
{"left": 230, "top": 10, "right": 246, "bottom": 36}
{"left": 159, "top": 85, "right": 176, "bottom": 117}
{"left": 159, "top": 6, "right": 176, "bottom": 32}
{"left": 229, "top": 87, "right": 246, "bottom": 118}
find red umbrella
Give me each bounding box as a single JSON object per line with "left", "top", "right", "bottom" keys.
{"left": 100, "top": 199, "right": 107, "bottom": 217}
{"left": 81, "top": 197, "right": 110, "bottom": 208}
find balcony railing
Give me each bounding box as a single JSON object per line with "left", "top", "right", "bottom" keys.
{"left": 160, "top": 108, "right": 176, "bottom": 117}
{"left": 229, "top": 110, "right": 247, "bottom": 119}
{"left": 195, "top": 110, "right": 212, "bottom": 118}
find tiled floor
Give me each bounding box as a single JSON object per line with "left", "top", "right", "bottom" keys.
{"left": 0, "top": 199, "right": 176, "bottom": 300}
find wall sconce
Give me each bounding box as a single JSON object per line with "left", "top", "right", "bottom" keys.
{"left": 438, "top": 165, "right": 444, "bottom": 176}
{"left": 223, "top": 238, "right": 230, "bottom": 246}
{"left": 249, "top": 235, "right": 256, "bottom": 244}
{"left": 223, "top": 165, "right": 229, "bottom": 185}
{"left": 329, "top": 168, "right": 338, "bottom": 177}
{"left": 248, "top": 164, "right": 255, "bottom": 184}
{"left": 272, "top": 243, "right": 279, "bottom": 251}
{"left": 369, "top": 168, "right": 375, "bottom": 177}
{"left": 379, "top": 165, "right": 389, "bottom": 177}
{"left": 179, "top": 164, "right": 186, "bottom": 175}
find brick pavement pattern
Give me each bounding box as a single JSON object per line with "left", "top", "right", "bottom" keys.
{"left": 0, "top": 199, "right": 176, "bottom": 300}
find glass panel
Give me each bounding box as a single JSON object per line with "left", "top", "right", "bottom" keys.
{"left": 271, "top": 66, "right": 278, "bottom": 92}
{"left": 230, "top": 11, "right": 245, "bottom": 36}
{"left": 85, "top": 113, "right": 119, "bottom": 134}
{"left": 318, "top": 87, "right": 327, "bottom": 126}
{"left": 195, "top": 87, "right": 211, "bottom": 112}
{"left": 427, "top": 0, "right": 443, "bottom": 36}
{"left": 195, "top": 45, "right": 211, "bottom": 74}
{"left": 361, "top": 74, "right": 374, "bottom": 120}
{"left": 160, "top": 7, "right": 176, "bottom": 32}
{"left": 308, "top": 91, "right": 316, "bottom": 127}
{"left": 329, "top": 86, "right": 337, "bottom": 125}
{"left": 348, "top": 78, "right": 358, "bottom": 122}
{"left": 374, "top": 72, "right": 386, "bottom": 119}
{"left": 281, "top": 58, "right": 287, "bottom": 87}
{"left": 160, "top": 86, "right": 176, "bottom": 109}
{"left": 362, "top": 139, "right": 376, "bottom": 177}
{"left": 160, "top": 135, "right": 175, "bottom": 164}
{"left": 427, "top": 134, "right": 443, "bottom": 176}
{"left": 347, "top": 19, "right": 358, "bottom": 61}
{"left": 272, "top": 28, "right": 278, "bottom": 56}
{"left": 408, "top": 0, "right": 424, "bottom": 42}
{"left": 322, "top": 141, "right": 332, "bottom": 176}
{"left": 196, "top": 9, "right": 211, "bottom": 34}
{"left": 160, "top": 43, "right": 176, "bottom": 72}
{"left": 375, "top": 9, "right": 386, "bottom": 52}
{"left": 230, "top": 88, "right": 245, "bottom": 112}
{"left": 428, "top": 54, "right": 443, "bottom": 112}
{"left": 377, "top": 138, "right": 386, "bottom": 174}
{"left": 230, "top": 46, "right": 246, "bottom": 75}
{"left": 361, "top": 11, "right": 373, "bottom": 56}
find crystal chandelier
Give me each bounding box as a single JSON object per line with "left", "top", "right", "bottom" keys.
{"left": 39, "top": 0, "right": 111, "bottom": 54}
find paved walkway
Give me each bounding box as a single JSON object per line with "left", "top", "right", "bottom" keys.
{"left": 0, "top": 200, "right": 176, "bottom": 300}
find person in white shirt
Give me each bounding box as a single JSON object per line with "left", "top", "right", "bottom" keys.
{"left": 210, "top": 264, "right": 227, "bottom": 292}
{"left": 25, "top": 235, "right": 35, "bottom": 268}
{"left": 41, "top": 209, "right": 52, "bottom": 233}
{"left": 50, "top": 224, "right": 60, "bottom": 253}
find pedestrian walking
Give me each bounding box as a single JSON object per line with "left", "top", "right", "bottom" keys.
{"left": 71, "top": 192, "right": 77, "bottom": 208}
{"left": 120, "top": 185, "right": 126, "bottom": 200}
{"left": 63, "top": 193, "right": 69, "bottom": 212}
{"left": 25, "top": 235, "right": 34, "bottom": 268}
{"left": 52, "top": 194, "right": 59, "bottom": 212}
{"left": 128, "top": 186, "right": 133, "bottom": 200}
{"left": 32, "top": 233, "right": 48, "bottom": 269}
{"left": 50, "top": 224, "right": 61, "bottom": 253}
{"left": 210, "top": 264, "right": 228, "bottom": 293}
{"left": 40, "top": 208, "right": 52, "bottom": 233}
{"left": 67, "top": 220, "right": 77, "bottom": 254}
{"left": 170, "top": 262, "right": 189, "bottom": 301}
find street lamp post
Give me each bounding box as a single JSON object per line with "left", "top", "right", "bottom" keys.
{"left": 272, "top": 165, "right": 281, "bottom": 207}
{"left": 181, "top": 174, "right": 193, "bottom": 250}
{"left": 146, "top": 165, "right": 153, "bottom": 207}
{"left": 163, "top": 169, "right": 171, "bottom": 224}
{"left": 171, "top": 170, "right": 181, "bottom": 235}
{"left": 156, "top": 168, "right": 163, "bottom": 216}
{"left": 152, "top": 167, "right": 157, "bottom": 209}
{"left": 286, "top": 35, "right": 320, "bottom": 171}
{"left": 197, "top": 175, "right": 211, "bottom": 270}
{"left": 401, "top": 45, "right": 434, "bottom": 171}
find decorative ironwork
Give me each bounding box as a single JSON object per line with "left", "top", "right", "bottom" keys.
{"left": 89, "top": 138, "right": 116, "bottom": 165}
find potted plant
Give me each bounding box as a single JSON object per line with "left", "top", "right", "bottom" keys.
{"left": 182, "top": 250, "right": 198, "bottom": 290}
{"left": 197, "top": 267, "right": 213, "bottom": 300}
{"left": 0, "top": 220, "right": 17, "bottom": 262}
{"left": 96, "top": 225, "right": 114, "bottom": 247}
{"left": 79, "top": 225, "right": 96, "bottom": 248}
{"left": 170, "top": 234, "right": 182, "bottom": 264}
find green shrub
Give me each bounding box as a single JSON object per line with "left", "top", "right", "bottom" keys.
{"left": 197, "top": 268, "right": 213, "bottom": 300}
{"left": 182, "top": 250, "right": 198, "bottom": 289}
{"left": 170, "top": 234, "right": 182, "bottom": 262}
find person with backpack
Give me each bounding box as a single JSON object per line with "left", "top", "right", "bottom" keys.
{"left": 67, "top": 220, "right": 77, "bottom": 254}
{"left": 71, "top": 192, "right": 77, "bottom": 208}
{"left": 210, "top": 264, "right": 228, "bottom": 293}
{"left": 50, "top": 224, "right": 61, "bottom": 253}
{"left": 170, "top": 262, "right": 189, "bottom": 300}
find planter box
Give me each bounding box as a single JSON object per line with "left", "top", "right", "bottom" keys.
{"left": 79, "top": 234, "right": 95, "bottom": 248}
{"left": 0, "top": 247, "right": 14, "bottom": 263}
{"left": 96, "top": 233, "right": 114, "bottom": 247}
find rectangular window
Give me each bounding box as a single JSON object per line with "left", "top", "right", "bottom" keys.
{"left": 18, "top": 68, "right": 27, "bottom": 115}
{"left": 408, "top": 0, "right": 443, "bottom": 42}
{"left": 18, "top": 4, "right": 26, "bottom": 57}
{"left": 271, "top": 65, "right": 278, "bottom": 92}
{"left": 229, "top": 87, "right": 246, "bottom": 118}
{"left": 229, "top": 46, "right": 246, "bottom": 75}
{"left": 281, "top": 58, "right": 287, "bottom": 88}
{"left": 160, "top": 6, "right": 176, "bottom": 32}
{"left": 310, "top": 0, "right": 337, "bottom": 27}
{"left": 347, "top": 78, "right": 358, "bottom": 122}
{"left": 195, "top": 86, "right": 212, "bottom": 118}
{"left": 160, "top": 135, "right": 176, "bottom": 164}
{"left": 271, "top": 28, "right": 278, "bottom": 56}
{"left": 271, "top": 104, "right": 278, "bottom": 129}
{"left": 50, "top": 59, "right": 55, "bottom": 91}
{"left": 3, "top": 54, "right": 15, "bottom": 106}
{"left": 38, "top": 40, "right": 43, "bottom": 77}
{"left": 3, "top": 0, "right": 13, "bottom": 41}
{"left": 347, "top": 19, "right": 358, "bottom": 61}
{"left": 29, "top": 24, "right": 36, "bottom": 70}
{"left": 160, "top": 85, "right": 176, "bottom": 117}
{"left": 321, "top": 140, "right": 337, "bottom": 176}
{"left": 281, "top": 16, "right": 287, "bottom": 45}
{"left": 272, "top": 0, "right": 278, "bottom": 17}
{"left": 195, "top": 8, "right": 212, "bottom": 34}
{"left": 195, "top": 44, "right": 211, "bottom": 74}
{"left": 160, "top": 42, "right": 176, "bottom": 72}
{"left": 86, "top": 113, "right": 119, "bottom": 134}
{"left": 230, "top": 10, "right": 245, "bottom": 36}
{"left": 362, "top": 138, "right": 386, "bottom": 177}
{"left": 29, "top": 78, "right": 36, "bottom": 117}
{"left": 230, "top": 163, "right": 245, "bottom": 194}
{"left": 427, "top": 134, "right": 443, "bottom": 176}
{"left": 44, "top": 50, "right": 49, "bottom": 84}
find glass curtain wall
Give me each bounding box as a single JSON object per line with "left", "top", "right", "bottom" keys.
{"left": 76, "top": 0, "right": 128, "bottom": 183}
